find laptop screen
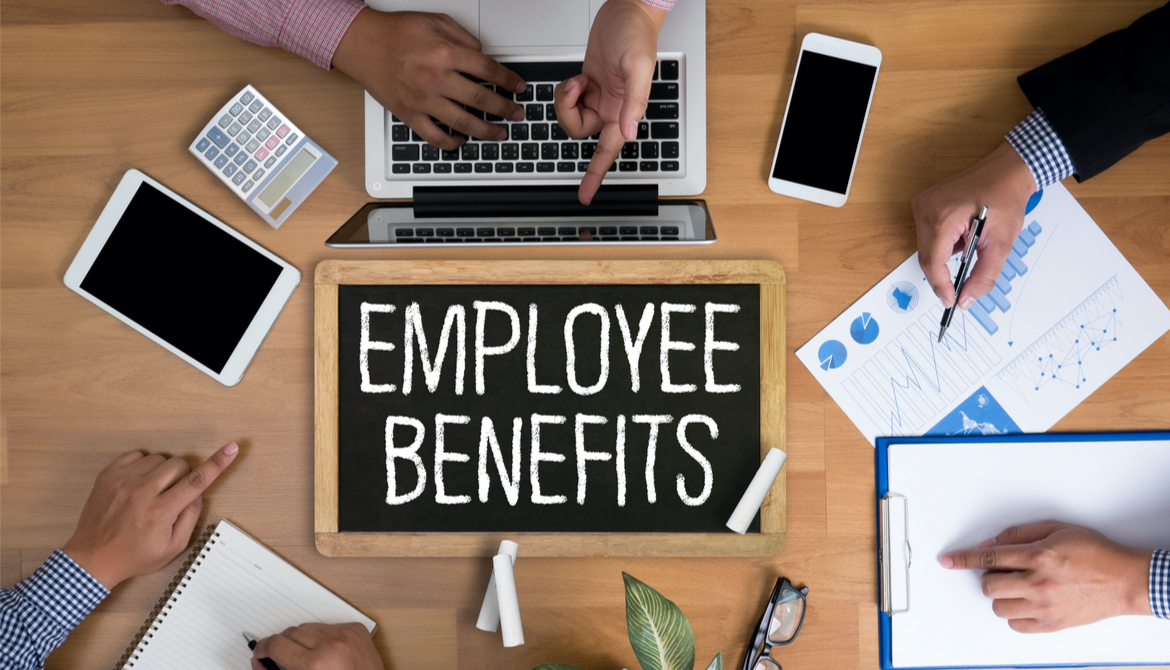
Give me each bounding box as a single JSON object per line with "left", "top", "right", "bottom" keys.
{"left": 326, "top": 201, "right": 715, "bottom": 247}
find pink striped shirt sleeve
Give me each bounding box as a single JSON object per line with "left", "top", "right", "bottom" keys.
{"left": 161, "top": 0, "right": 366, "bottom": 70}
{"left": 640, "top": 0, "right": 677, "bottom": 9}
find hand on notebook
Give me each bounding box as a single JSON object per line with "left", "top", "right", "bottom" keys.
{"left": 940, "top": 520, "right": 1154, "bottom": 632}
{"left": 251, "top": 623, "right": 384, "bottom": 670}
{"left": 61, "top": 442, "right": 239, "bottom": 589}
{"left": 332, "top": 9, "right": 527, "bottom": 151}
{"left": 554, "top": 0, "right": 666, "bottom": 205}
{"left": 913, "top": 141, "right": 1036, "bottom": 310}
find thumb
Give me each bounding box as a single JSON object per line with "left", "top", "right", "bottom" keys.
{"left": 617, "top": 55, "right": 655, "bottom": 141}
{"left": 957, "top": 235, "right": 1013, "bottom": 309}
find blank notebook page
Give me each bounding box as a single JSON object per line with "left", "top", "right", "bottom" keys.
{"left": 888, "top": 439, "right": 1170, "bottom": 668}
{"left": 122, "top": 520, "right": 375, "bottom": 670}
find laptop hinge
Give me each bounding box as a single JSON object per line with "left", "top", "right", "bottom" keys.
{"left": 412, "top": 185, "right": 658, "bottom": 218}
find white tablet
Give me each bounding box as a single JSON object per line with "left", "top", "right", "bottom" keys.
{"left": 64, "top": 170, "right": 301, "bottom": 386}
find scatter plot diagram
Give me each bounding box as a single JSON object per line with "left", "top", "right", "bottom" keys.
{"left": 995, "top": 276, "right": 1122, "bottom": 398}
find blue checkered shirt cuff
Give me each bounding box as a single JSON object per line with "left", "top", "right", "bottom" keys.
{"left": 1152, "top": 549, "right": 1170, "bottom": 620}
{"left": 1005, "top": 108, "right": 1076, "bottom": 189}
{"left": 1, "top": 550, "right": 108, "bottom": 669}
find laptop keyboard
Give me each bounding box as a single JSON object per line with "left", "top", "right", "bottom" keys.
{"left": 390, "top": 223, "right": 682, "bottom": 243}
{"left": 387, "top": 59, "right": 683, "bottom": 180}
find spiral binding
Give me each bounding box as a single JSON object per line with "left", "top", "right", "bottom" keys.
{"left": 114, "top": 525, "right": 221, "bottom": 669}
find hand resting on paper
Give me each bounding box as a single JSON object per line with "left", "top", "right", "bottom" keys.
{"left": 62, "top": 442, "right": 239, "bottom": 589}
{"left": 912, "top": 140, "right": 1037, "bottom": 311}
{"left": 940, "top": 520, "right": 1154, "bottom": 633}
{"left": 251, "top": 623, "right": 385, "bottom": 670}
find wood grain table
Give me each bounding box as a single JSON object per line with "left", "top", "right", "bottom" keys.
{"left": 3, "top": 2, "right": 1168, "bottom": 669}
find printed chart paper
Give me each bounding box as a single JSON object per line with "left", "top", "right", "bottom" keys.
{"left": 797, "top": 183, "right": 1170, "bottom": 443}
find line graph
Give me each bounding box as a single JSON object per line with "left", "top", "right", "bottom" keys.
{"left": 841, "top": 304, "right": 1002, "bottom": 436}
{"left": 995, "top": 275, "right": 1123, "bottom": 400}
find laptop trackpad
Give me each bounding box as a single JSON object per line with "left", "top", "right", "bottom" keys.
{"left": 480, "top": 0, "right": 588, "bottom": 48}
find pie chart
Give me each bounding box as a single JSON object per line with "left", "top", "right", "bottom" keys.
{"left": 850, "top": 312, "right": 880, "bottom": 344}
{"left": 818, "top": 340, "right": 848, "bottom": 370}
{"left": 1025, "top": 189, "right": 1043, "bottom": 215}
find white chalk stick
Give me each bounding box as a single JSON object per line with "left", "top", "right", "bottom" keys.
{"left": 493, "top": 553, "right": 524, "bottom": 647}
{"left": 726, "top": 448, "right": 787, "bottom": 534}
{"left": 475, "top": 540, "right": 519, "bottom": 632}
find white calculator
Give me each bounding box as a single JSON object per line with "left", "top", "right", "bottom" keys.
{"left": 190, "top": 85, "right": 337, "bottom": 229}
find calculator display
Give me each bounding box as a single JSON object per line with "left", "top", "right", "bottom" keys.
{"left": 258, "top": 148, "right": 316, "bottom": 209}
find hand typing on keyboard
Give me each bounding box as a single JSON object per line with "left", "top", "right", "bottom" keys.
{"left": 332, "top": 9, "right": 527, "bottom": 151}
{"left": 555, "top": 0, "right": 668, "bottom": 205}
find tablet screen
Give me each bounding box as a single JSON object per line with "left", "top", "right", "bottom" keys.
{"left": 79, "top": 182, "right": 282, "bottom": 373}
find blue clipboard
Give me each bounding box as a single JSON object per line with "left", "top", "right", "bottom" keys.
{"left": 875, "top": 431, "right": 1170, "bottom": 670}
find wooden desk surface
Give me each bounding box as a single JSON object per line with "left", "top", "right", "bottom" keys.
{"left": 3, "top": 2, "right": 1168, "bottom": 668}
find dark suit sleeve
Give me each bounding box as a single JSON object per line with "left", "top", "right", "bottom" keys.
{"left": 1017, "top": 2, "right": 1170, "bottom": 181}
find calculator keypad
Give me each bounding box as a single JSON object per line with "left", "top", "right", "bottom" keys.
{"left": 191, "top": 85, "right": 311, "bottom": 202}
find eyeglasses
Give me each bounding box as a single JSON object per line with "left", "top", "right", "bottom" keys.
{"left": 741, "top": 577, "right": 808, "bottom": 670}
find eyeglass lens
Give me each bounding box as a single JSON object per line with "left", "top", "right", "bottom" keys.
{"left": 768, "top": 589, "right": 805, "bottom": 644}
{"left": 752, "top": 654, "right": 782, "bottom": 670}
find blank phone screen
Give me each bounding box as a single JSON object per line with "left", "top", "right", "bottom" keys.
{"left": 79, "top": 182, "right": 282, "bottom": 373}
{"left": 771, "top": 51, "right": 878, "bottom": 195}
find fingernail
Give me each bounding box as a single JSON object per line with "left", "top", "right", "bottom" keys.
{"left": 516, "top": 82, "right": 528, "bottom": 94}
{"left": 225, "top": 442, "right": 239, "bottom": 456}
{"left": 496, "top": 129, "right": 507, "bottom": 141}
{"left": 959, "top": 295, "right": 975, "bottom": 310}
{"left": 564, "top": 78, "right": 576, "bottom": 94}
{"left": 511, "top": 108, "right": 524, "bottom": 122}
{"left": 980, "top": 539, "right": 994, "bottom": 548}
{"left": 625, "top": 121, "right": 637, "bottom": 139}
{"left": 939, "top": 555, "right": 953, "bottom": 568}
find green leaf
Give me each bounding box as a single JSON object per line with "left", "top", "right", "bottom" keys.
{"left": 703, "top": 652, "right": 723, "bottom": 670}
{"left": 531, "top": 665, "right": 584, "bottom": 670}
{"left": 623, "top": 572, "right": 696, "bottom": 670}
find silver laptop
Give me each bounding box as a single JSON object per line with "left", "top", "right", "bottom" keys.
{"left": 363, "top": 0, "right": 706, "bottom": 200}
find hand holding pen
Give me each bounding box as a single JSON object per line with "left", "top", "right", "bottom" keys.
{"left": 912, "top": 141, "right": 1038, "bottom": 315}
{"left": 245, "top": 624, "right": 385, "bottom": 670}
{"left": 938, "top": 205, "right": 988, "bottom": 342}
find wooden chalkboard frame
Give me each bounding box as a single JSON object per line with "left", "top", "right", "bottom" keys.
{"left": 314, "top": 260, "right": 786, "bottom": 557}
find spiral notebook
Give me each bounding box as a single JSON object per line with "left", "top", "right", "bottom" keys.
{"left": 116, "top": 519, "right": 376, "bottom": 670}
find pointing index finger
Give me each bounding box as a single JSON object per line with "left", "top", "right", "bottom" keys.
{"left": 162, "top": 442, "right": 239, "bottom": 512}
{"left": 578, "top": 122, "right": 624, "bottom": 205}
{"left": 941, "top": 544, "right": 1044, "bottom": 572}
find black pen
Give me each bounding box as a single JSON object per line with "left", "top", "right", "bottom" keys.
{"left": 243, "top": 632, "right": 281, "bottom": 670}
{"left": 938, "top": 205, "right": 989, "bottom": 343}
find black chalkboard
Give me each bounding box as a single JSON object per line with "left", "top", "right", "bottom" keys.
{"left": 336, "top": 284, "right": 761, "bottom": 534}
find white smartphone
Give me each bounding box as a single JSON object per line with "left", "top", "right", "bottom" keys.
{"left": 768, "top": 33, "right": 881, "bottom": 207}
{"left": 64, "top": 169, "right": 301, "bottom": 386}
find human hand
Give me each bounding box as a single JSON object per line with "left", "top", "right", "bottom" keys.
{"left": 912, "top": 141, "right": 1038, "bottom": 309}
{"left": 251, "top": 623, "right": 384, "bottom": 670}
{"left": 332, "top": 9, "right": 527, "bottom": 150}
{"left": 554, "top": 0, "right": 666, "bottom": 204}
{"left": 61, "top": 443, "right": 239, "bottom": 589}
{"left": 940, "top": 520, "right": 1153, "bottom": 633}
